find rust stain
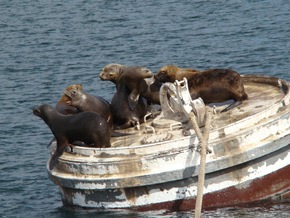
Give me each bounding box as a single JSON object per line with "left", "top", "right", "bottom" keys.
{"left": 131, "top": 162, "right": 290, "bottom": 211}
{"left": 280, "top": 189, "right": 290, "bottom": 200}
{"left": 123, "top": 188, "right": 136, "bottom": 204}
{"left": 117, "top": 158, "right": 142, "bottom": 174}
{"left": 123, "top": 186, "right": 149, "bottom": 206}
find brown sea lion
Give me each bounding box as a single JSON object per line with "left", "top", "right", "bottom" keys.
{"left": 100, "top": 63, "right": 161, "bottom": 109}
{"left": 55, "top": 84, "right": 83, "bottom": 115}
{"left": 99, "top": 64, "right": 149, "bottom": 129}
{"left": 64, "top": 88, "right": 113, "bottom": 128}
{"left": 155, "top": 65, "right": 248, "bottom": 112}
{"left": 33, "top": 104, "right": 111, "bottom": 170}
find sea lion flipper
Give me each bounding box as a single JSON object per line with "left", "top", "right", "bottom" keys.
{"left": 220, "top": 101, "right": 242, "bottom": 113}
{"left": 49, "top": 141, "right": 66, "bottom": 170}
{"left": 111, "top": 131, "right": 132, "bottom": 137}
{"left": 128, "top": 89, "right": 140, "bottom": 111}
{"left": 47, "top": 137, "right": 56, "bottom": 148}
{"left": 49, "top": 150, "right": 61, "bottom": 170}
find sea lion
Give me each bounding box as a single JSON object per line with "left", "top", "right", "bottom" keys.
{"left": 155, "top": 65, "right": 248, "bottom": 112}
{"left": 33, "top": 104, "right": 111, "bottom": 170}
{"left": 64, "top": 88, "right": 113, "bottom": 128}
{"left": 110, "top": 87, "right": 148, "bottom": 129}
{"left": 46, "top": 84, "right": 83, "bottom": 148}
{"left": 99, "top": 64, "right": 149, "bottom": 129}
{"left": 56, "top": 84, "right": 82, "bottom": 115}
{"left": 100, "top": 63, "right": 160, "bottom": 109}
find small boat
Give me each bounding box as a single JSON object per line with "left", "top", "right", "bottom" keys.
{"left": 47, "top": 75, "right": 290, "bottom": 211}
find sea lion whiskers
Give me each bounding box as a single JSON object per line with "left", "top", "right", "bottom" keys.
{"left": 33, "top": 107, "right": 42, "bottom": 118}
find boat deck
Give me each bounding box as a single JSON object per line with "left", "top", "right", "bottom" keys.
{"left": 109, "top": 75, "right": 289, "bottom": 148}
{"left": 217, "top": 79, "right": 285, "bottom": 124}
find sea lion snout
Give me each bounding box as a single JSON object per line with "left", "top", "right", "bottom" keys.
{"left": 99, "top": 71, "right": 105, "bottom": 80}
{"left": 99, "top": 70, "right": 116, "bottom": 81}
{"left": 140, "top": 67, "right": 154, "bottom": 78}
{"left": 64, "top": 89, "right": 76, "bottom": 98}
{"left": 64, "top": 90, "right": 77, "bottom": 105}
{"left": 33, "top": 106, "right": 41, "bottom": 116}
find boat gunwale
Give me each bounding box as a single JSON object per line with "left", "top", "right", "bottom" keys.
{"left": 49, "top": 136, "right": 290, "bottom": 191}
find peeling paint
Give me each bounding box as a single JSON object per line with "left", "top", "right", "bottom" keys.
{"left": 75, "top": 182, "right": 106, "bottom": 189}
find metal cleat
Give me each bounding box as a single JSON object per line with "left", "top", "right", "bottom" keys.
{"left": 159, "top": 78, "right": 206, "bottom": 127}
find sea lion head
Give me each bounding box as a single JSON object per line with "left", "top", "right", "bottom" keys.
{"left": 57, "top": 84, "right": 82, "bottom": 104}
{"left": 33, "top": 104, "right": 54, "bottom": 123}
{"left": 99, "top": 63, "right": 126, "bottom": 83}
{"left": 64, "top": 88, "right": 86, "bottom": 106}
{"left": 155, "top": 65, "right": 180, "bottom": 83}
{"left": 138, "top": 67, "right": 154, "bottom": 78}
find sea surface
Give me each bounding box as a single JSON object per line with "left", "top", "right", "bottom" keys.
{"left": 1, "top": 0, "right": 290, "bottom": 217}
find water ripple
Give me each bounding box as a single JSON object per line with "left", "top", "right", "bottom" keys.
{"left": 1, "top": 0, "right": 290, "bottom": 217}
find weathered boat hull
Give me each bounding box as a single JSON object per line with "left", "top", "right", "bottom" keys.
{"left": 66, "top": 146, "right": 290, "bottom": 211}
{"left": 47, "top": 75, "right": 290, "bottom": 211}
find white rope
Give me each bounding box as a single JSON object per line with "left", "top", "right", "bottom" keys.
{"left": 189, "top": 107, "right": 213, "bottom": 218}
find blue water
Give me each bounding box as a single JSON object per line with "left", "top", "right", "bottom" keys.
{"left": 1, "top": 0, "right": 290, "bottom": 217}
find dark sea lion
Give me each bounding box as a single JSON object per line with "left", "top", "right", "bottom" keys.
{"left": 55, "top": 84, "right": 83, "bottom": 115}
{"left": 110, "top": 87, "right": 148, "bottom": 129}
{"left": 155, "top": 65, "right": 248, "bottom": 112}
{"left": 33, "top": 104, "right": 111, "bottom": 170}
{"left": 99, "top": 64, "right": 149, "bottom": 129}
{"left": 64, "top": 88, "right": 113, "bottom": 128}
{"left": 46, "top": 84, "right": 83, "bottom": 148}
{"left": 100, "top": 63, "right": 160, "bottom": 109}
